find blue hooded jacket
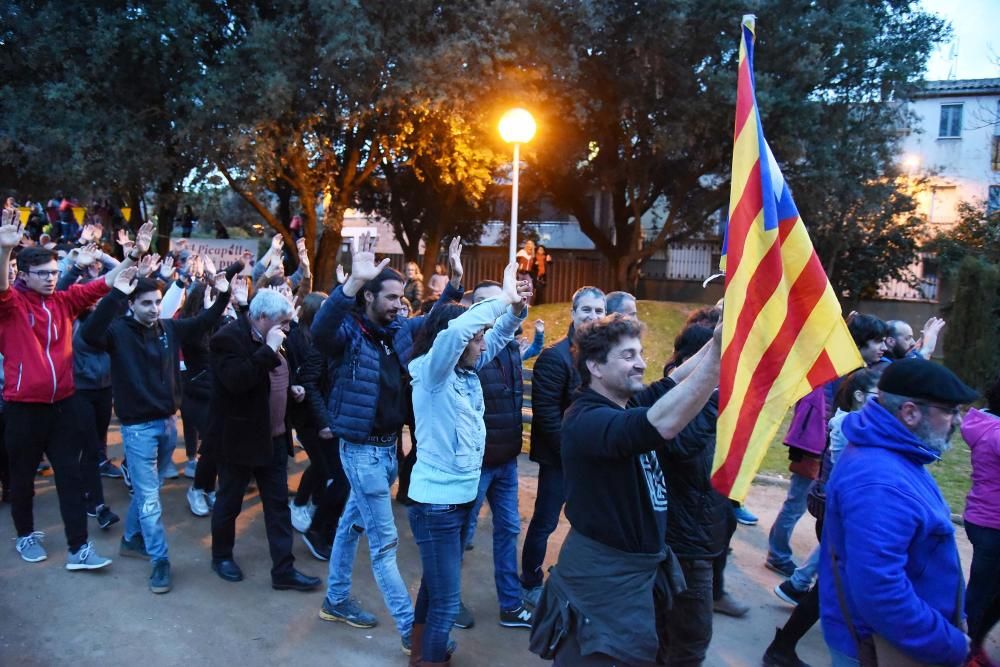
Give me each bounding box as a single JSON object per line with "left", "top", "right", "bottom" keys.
{"left": 818, "top": 399, "right": 967, "bottom": 665}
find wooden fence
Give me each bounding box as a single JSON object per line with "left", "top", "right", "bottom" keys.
{"left": 384, "top": 247, "right": 615, "bottom": 303}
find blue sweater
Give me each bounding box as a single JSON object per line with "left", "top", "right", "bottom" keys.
{"left": 818, "top": 399, "right": 967, "bottom": 665}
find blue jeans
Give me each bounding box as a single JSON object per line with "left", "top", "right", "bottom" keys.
{"left": 521, "top": 462, "right": 565, "bottom": 589}
{"left": 767, "top": 471, "right": 812, "bottom": 569}
{"left": 463, "top": 460, "right": 522, "bottom": 611}
{"left": 789, "top": 544, "right": 820, "bottom": 591}
{"left": 120, "top": 417, "right": 176, "bottom": 561}
{"left": 326, "top": 442, "right": 413, "bottom": 636}
{"left": 409, "top": 502, "right": 470, "bottom": 662}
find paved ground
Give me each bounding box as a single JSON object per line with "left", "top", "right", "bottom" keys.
{"left": 0, "top": 424, "right": 973, "bottom": 667}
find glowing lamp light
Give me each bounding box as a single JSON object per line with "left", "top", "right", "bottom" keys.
{"left": 902, "top": 154, "right": 920, "bottom": 171}
{"left": 498, "top": 108, "right": 536, "bottom": 145}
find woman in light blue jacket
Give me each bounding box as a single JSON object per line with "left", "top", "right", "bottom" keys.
{"left": 406, "top": 262, "right": 529, "bottom": 665}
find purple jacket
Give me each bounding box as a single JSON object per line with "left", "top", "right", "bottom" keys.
{"left": 962, "top": 408, "right": 1000, "bottom": 530}
{"left": 783, "top": 386, "right": 828, "bottom": 456}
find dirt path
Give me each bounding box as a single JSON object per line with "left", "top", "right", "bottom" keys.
{"left": 0, "top": 426, "right": 972, "bottom": 666}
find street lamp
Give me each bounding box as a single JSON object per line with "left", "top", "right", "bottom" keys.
{"left": 499, "top": 108, "right": 536, "bottom": 265}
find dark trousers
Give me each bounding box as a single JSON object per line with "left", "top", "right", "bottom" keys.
{"left": 658, "top": 558, "right": 715, "bottom": 666}
{"left": 395, "top": 428, "right": 417, "bottom": 503}
{"left": 292, "top": 426, "right": 350, "bottom": 536}
{"left": 965, "top": 519, "right": 1000, "bottom": 644}
{"left": 75, "top": 388, "right": 112, "bottom": 510}
{"left": 4, "top": 399, "right": 89, "bottom": 550}
{"left": 0, "top": 412, "right": 9, "bottom": 497}
{"left": 192, "top": 448, "right": 218, "bottom": 492}
{"left": 211, "top": 436, "right": 295, "bottom": 577}
{"left": 180, "top": 384, "right": 208, "bottom": 460}
{"left": 775, "top": 509, "right": 825, "bottom": 648}
{"left": 521, "top": 462, "right": 565, "bottom": 589}
{"left": 713, "top": 503, "right": 739, "bottom": 600}
{"left": 409, "top": 501, "right": 471, "bottom": 662}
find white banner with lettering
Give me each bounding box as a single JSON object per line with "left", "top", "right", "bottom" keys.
{"left": 168, "top": 238, "right": 259, "bottom": 275}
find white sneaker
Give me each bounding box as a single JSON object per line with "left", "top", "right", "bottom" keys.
{"left": 206, "top": 491, "right": 216, "bottom": 510}
{"left": 66, "top": 542, "right": 112, "bottom": 571}
{"left": 289, "top": 501, "right": 312, "bottom": 533}
{"left": 15, "top": 531, "right": 47, "bottom": 563}
{"left": 187, "top": 486, "right": 211, "bottom": 517}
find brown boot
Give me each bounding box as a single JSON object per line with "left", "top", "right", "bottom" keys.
{"left": 407, "top": 624, "right": 425, "bottom": 667}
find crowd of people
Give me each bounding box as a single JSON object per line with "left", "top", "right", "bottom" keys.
{"left": 0, "top": 203, "right": 997, "bottom": 667}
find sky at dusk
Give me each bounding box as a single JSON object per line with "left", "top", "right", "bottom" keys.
{"left": 921, "top": 0, "right": 1000, "bottom": 80}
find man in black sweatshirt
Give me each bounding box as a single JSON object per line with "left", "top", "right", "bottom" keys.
{"left": 528, "top": 314, "right": 721, "bottom": 666}
{"left": 81, "top": 267, "right": 232, "bottom": 594}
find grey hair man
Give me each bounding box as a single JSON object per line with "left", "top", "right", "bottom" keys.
{"left": 605, "top": 291, "right": 637, "bottom": 319}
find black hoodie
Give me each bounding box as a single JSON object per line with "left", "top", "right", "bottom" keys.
{"left": 80, "top": 288, "right": 228, "bottom": 425}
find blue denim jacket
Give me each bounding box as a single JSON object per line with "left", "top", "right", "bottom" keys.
{"left": 407, "top": 297, "right": 524, "bottom": 504}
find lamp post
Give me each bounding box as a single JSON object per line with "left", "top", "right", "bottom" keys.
{"left": 499, "top": 108, "right": 536, "bottom": 265}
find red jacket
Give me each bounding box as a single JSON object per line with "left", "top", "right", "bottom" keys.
{"left": 0, "top": 279, "right": 110, "bottom": 403}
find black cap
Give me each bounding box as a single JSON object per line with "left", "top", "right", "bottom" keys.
{"left": 877, "top": 358, "right": 978, "bottom": 405}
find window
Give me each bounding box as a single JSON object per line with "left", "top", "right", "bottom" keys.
{"left": 938, "top": 104, "right": 963, "bottom": 138}
{"left": 988, "top": 186, "right": 1000, "bottom": 216}
{"left": 993, "top": 137, "right": 1000, "bottom": 172}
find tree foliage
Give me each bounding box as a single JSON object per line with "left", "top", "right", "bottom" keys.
{"left": 925, "top": 200, "right": 1000, "bottom": 276}
{"left": 943, "top": 256, "right": 1000, "bottom": 392}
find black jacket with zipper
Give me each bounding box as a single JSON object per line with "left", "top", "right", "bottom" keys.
{"left": 79, "top": 288, "right": 228, "bottom": 425}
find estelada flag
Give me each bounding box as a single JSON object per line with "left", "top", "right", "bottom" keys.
{"left": 711, "top": 15, "right": 863, "bottom": 501}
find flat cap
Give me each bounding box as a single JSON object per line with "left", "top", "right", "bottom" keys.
{"left": 878, "top": 358, "right": 978, "bottom": 405}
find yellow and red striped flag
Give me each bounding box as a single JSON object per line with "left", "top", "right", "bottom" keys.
{"left": 711, "top": 16, "right": 863, "bottom": 501}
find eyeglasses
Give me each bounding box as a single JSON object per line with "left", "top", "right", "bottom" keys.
{"left": 912, "top": 402, "right": 960, "bottom": 418}
{"left": 28, "top": 270, "right": 60, "bottom": 279}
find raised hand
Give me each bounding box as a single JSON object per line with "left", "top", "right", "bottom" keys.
{"left": 230, "top": 275, "right": 249, "bottom": 306}
{"left": 296, "top": 237, "right": 310, "bottom": 277}
{"left": 336, "top": 264, "right": 349, "bottom": 285}
{"left": 116, "top": 228, "right": 133, "bottom": 251}
{"left": 113, "top": 266, "right": 139, "bottom": 295}
{"left": 343, "top": 231, "right": 389, "bottom": 297}
{"left": 137, "top": 253, "right": 161, "bottom": 277}
{"left": 0, "top": 217, "right": 24, "bottom": 249}
{"left": 212, "top": 270, "right": 231, "bottom": 294}
{"left": 203, "top": 255, "right": 217, "bottom": 280}
{"left": 448, "top": 236, "right": 464, "bottom": 282}
{"left": 534, "top": 318, "right": 545, "bottom": 333}
{"left": 80, "top": 223, "right": 98, "bottom": 243}
{"left": 271, "top": 233, "right": 284, "bottom": 253}
{"left": 501, "top": 261, "right": 525, "bottom": 307}
{"left": 134, "top": 222, "right": 154, "bottom": 254}
{"left": 76, "top": 243, "right": 102, "bottom": 267}
{"left": 159, "top": 254, "right": 175, "bottom": 280}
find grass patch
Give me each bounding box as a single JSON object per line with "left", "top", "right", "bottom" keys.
{"left": 525, "top": 300, "right": 971, "bottom": 513}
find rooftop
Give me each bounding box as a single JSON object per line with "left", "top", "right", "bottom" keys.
{"left": 915, "top": 78, "right": 1000, "bottom": 98}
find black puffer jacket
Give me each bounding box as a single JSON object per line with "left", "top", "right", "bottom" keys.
{"left": 659, "top": 390, "right": 731, "bottom": 559}
{"left": 477, "top": 341, "right": 524, "bottom": 468}
{"left": 529, "top": 330, "right": 579, "bottom": 467}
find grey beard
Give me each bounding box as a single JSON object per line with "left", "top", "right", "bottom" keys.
{"left": 914, "top": 420, "right": 953, "bottom": 455}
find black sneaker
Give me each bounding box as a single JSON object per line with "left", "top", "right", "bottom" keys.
{"left": 98, "top": 459, "right": 124, "bottom": 479}
{"left": 453, "top": 601, "right": 475, "bottom": 629}
{"left": 97, "top": 505, "right": 120, "bottom": 529}
{"left": 302, "top": 528, "right": 331, "bottom": 561}
{"left": 499, "top": 603, "right": 533, "bottom": 628}
{"left": 150, "top": 559, "right": 171, "bottom": 594}
{"left": 120, "top": 459, "right": 133, "bottom": 492}
{"left": 774, "top": 580, "right": 807, "bottom": 606}
{"left": 763, "top": 627, "right": 813, "bottom": 667}
{"left": 120, "top": 534, "right": 150, "bottom": 560}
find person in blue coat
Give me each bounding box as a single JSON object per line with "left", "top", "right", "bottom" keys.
{"left": 819, "top": 358, "right": 977, "bottom": 666}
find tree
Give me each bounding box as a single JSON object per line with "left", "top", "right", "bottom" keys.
{"left": 0, "top": 0, "right": 223, "bottom": 248}
{"left": 925, "top": 200, "right": 1000, "bottom": 275}
{"left": 185, "top": 0, "right": 518, "bottom": 290}
{"left": 502, "top": 0, "right": 945, "bottom": 290}
{"left": 942, "top": 256, "right": 1000, "bottom": 391}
